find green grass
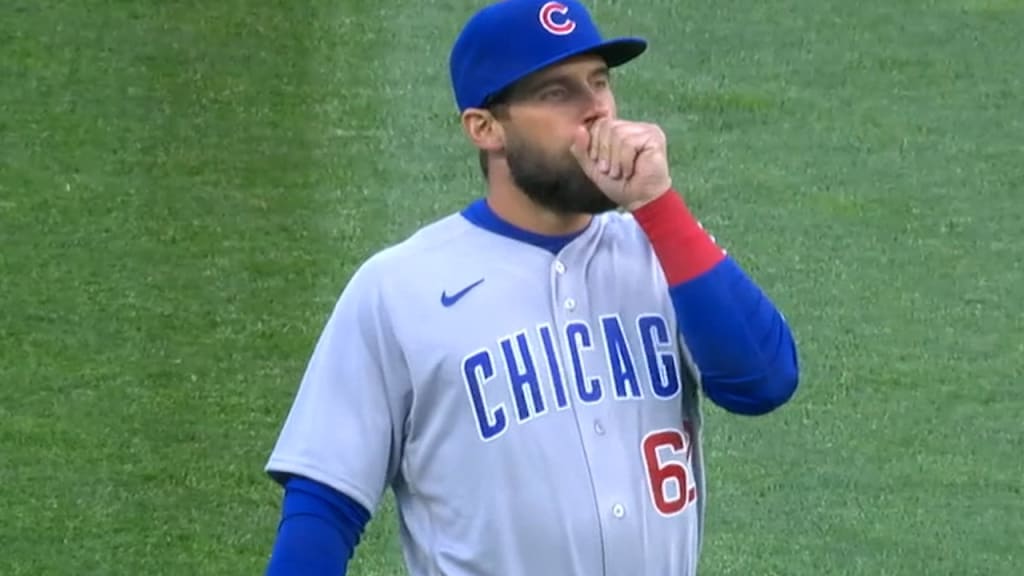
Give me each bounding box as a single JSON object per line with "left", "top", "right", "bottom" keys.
{"left": 2, "top": 0, "right": 1021, "bottom": 574}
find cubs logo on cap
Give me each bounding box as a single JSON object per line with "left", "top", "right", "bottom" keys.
{"left": 539, "top": 1, "right": 576, "bottom": 36}
{"left": 448, "top": 0, "right": 648, "bottom": 112}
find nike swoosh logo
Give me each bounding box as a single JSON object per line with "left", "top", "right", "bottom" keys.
{"left": 441, "top": 278, "right": 485, "bottom": 307}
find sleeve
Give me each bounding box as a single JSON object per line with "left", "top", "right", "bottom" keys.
{"left": 265, "top": 255, "right": 411, "bottom": 515}
{"left": 265, "top": 476, "right": 371, "bottom": 576}
{"left": 666, "top": 257, "right": 799, "bottom": 415}
{"left": 632, "top": 190, "right": 800, "bottom": 415}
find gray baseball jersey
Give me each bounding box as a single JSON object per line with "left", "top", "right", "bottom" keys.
{"left": 266, "top": 206, "right": 708, "bottom": 575}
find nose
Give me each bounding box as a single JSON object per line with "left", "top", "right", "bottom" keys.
{"left": 582, "top": 92, "right": 613, "bottom": 127}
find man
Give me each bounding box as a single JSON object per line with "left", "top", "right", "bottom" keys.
{"left": 263, "top": 1, "right": 800, "bottom": 574}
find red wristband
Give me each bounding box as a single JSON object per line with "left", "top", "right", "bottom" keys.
{"left": 632, "top": 190, "right": 726, "bottom": 285}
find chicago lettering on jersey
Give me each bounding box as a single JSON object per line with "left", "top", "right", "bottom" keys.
{"left": 461, "top": 313, "right": 682, "bottom": 442}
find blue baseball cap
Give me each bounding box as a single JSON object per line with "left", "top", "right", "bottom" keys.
{"left": 449, "top": 0, "right": 648, "bottom": 112}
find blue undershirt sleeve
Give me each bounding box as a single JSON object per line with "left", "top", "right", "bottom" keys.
{"left": 669, "top": 256, "right": 800, "bottom": 415}
{"left": 265, "top": 476, "right": 371, "bottom": 576}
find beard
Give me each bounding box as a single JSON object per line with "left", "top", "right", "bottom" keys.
{"left": 504, "top": 131, "right": 618, "bottom": 215}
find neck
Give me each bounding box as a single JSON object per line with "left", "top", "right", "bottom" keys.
{"left": 485, "top": 176, "right": 593, "bottom": 237}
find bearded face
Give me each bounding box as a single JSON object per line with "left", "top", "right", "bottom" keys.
{"left": 503, "top": 126, "right": 618, "bottom": 215}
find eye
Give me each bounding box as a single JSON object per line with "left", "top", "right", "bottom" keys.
{"left": 593, "top": 76, "right": 611, "bottom": 90}
{"left": 539, "top": 86, "right": 570, "bottom": 101}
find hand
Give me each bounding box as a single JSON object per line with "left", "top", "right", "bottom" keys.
{"left": 569, "top": 119, "right": 673, "bottom": 211}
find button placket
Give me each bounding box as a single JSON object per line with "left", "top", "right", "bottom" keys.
{"left": 553, "top": 259, "right": 576, "bottom": 313}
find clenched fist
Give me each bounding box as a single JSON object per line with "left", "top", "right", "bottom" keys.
{"left": 569, "top": 119, "right": 673, "bottom": 212}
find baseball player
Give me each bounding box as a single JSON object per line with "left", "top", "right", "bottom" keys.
{"left": 263, "top": 1, "right": 800, "bottom": 575}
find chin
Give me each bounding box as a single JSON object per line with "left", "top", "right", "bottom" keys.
{"left": 540, "top": 194, "right": 618, "bottom": 216}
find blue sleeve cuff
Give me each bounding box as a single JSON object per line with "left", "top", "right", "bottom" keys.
{"left": 669, "top": 257, "right": 799, "bottom": 415}
{"left": 265, "top": 476, "right": 371, "bottom": 576}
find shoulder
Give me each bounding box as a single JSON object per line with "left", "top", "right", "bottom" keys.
{"left": 334, "top": 211, "right": 483, "bottom": 303}
{"left": 359, "top": 212, "right": 479, "bottom": 276}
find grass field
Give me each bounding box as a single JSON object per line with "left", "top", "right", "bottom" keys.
{"left": 2, "top": 0, "right": 1022, "bottom": 574}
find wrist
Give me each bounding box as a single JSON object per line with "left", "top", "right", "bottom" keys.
{"left": 624, "top": 180, "right": 673, "bottom": 213}
{"left": 632, "top": 189, "right": 726, "bottom": 285}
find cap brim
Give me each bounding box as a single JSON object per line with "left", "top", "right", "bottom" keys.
{"left": 482, "top": 37, "right": 647, "bottom": 107}
{"left": 587, "top": 37, "right": 648, "bottom": 68}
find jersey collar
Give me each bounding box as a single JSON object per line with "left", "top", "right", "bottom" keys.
{"left": 460, "top": 198, "right": 590, "bottom": 255}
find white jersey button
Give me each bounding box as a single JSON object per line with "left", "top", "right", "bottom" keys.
{"left": 594, "top": 420, "right": 604, "bottom": 435}
{"left": 612, "top": 504, "right": 625, "bottom": 518}
{"left": 564, "top": 298, "right": 576, "bottom": 310}
{"left": 554, "top": 261, "right": 566, "bottom": 274}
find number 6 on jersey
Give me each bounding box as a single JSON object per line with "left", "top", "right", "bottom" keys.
{"left": 642, "top": 428, "right": 698, "bottom": 516}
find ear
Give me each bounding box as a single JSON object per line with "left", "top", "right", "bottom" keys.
{"left": 460, "top": 108, "right": 506, "bottom": 154}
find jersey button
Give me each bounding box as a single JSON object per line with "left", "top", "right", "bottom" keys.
{"left": 612, "top": 504, "right": 625, "bottom": 518}
{"left": 564, "top": 298, "right": 576, "bottom": 310}
{"left": 554, "top": 261, "right": 566, "bottom": 274}
{"left": 594, "top": 421, "right": 604, "bottom": 435}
